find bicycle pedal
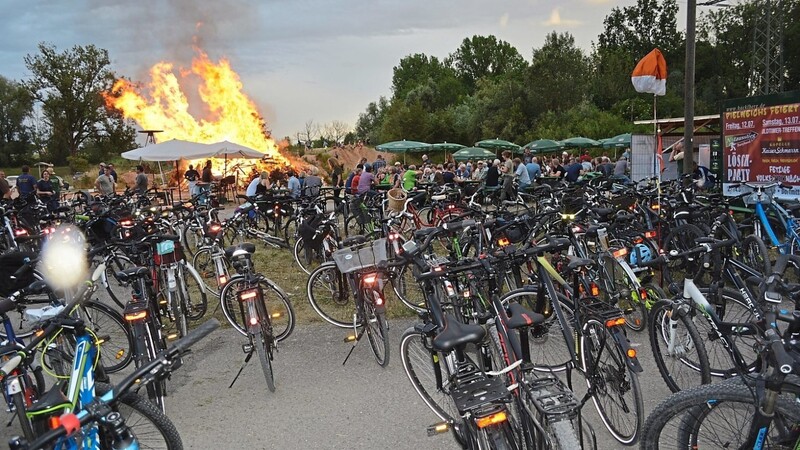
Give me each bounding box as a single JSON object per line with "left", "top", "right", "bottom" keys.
{"left": 242, "top": 343, "right": 254, "bottom": 353}
{"left": 344, "top": 334, "right": 358, "bottom": 343}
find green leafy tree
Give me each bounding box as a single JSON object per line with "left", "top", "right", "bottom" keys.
{"left": 597, "top": 0, "right": 682, "bottom": 59}
{"left": 23, "top": 43, "right": 136, "bottom": 164}
{"left": 448, "top": 35, "right": 528, "bottom": 90}
{"left": 355, "top": 97, "right": 389, "bottom": 144}
{"left": 527, "top": 32, "right": 591, "bottom": 117}
{"left": 0, "top": 76, "right": 35, "bottom": 166}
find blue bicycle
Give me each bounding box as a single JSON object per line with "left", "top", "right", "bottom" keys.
{"left": 2, "top": 266, "right": 182, "bottom": 449}
{"left": 736, "top": 182, "right": 800, "bottom": 255}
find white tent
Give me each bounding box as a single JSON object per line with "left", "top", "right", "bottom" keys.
{"left": 207, "top": 140, "right": 265, "bottom": 159}
{"left": 121, "top": 139, "right": 212, "bottom": 162}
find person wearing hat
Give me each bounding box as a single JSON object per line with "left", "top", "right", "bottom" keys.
{"left": 472, "top": 161, "right": 488, "bottom": 181}
{"left": 246, "top": 171, "right": 270, "bottom": 197}
{"left": 98, "top": 162, "right": 106, "bottom": 176}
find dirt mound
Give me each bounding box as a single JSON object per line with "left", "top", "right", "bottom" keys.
{"left": 301, "top": 146, "right": 410, "bottom": 176}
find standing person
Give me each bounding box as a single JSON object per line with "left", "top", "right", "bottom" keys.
{"left": 328, "top": 157, "right": 344, "bottom": 206}
{"left": 108, "top": 164, "right": 118, "bottom": 184}
{"left": 372, "top": 154, "right": 386, "bottom": 172}
{"left": 523, "top": 148, "right": 533, "bottom": 164}
{"left": 303, "top": 167, "right": 323, "bottom": 197}
{"left": 420, "top": 154, "right": 431, "bottom": 168}
{"left": 184, "top": 164, "right": 200, "bottom": 197}
{"left": 486, "top": 159, "right": 501, "bottom": 188}
{"left": 526, "top": 157, "right": 541, "bottom": 182}
{"left": 47, "top": 168, "right": 61, "bottom": 202}
{"left": 134, "top": 165, "right": 148, "bottom": 195}
{"left": 16, "top": 165, "right": 37, "bottom": 199}
{"left": 36, "top": 170, "right": 57, "bottom": 210}
{"left": 95, "top": 166, "right": 115, "bottom": 196}
{"left": 98, "top": 162, "right": 106, "bottom": 176}
{"left": 500, "top": 151, "right": 514, "bottom": 200}
{"left": 198, "top": 160, "right": 213, "bottom": 202}
{"left": 286, "top": 170, "right": 301, "bottom": 198}
{"left": 580, "top": 149, "right": 592, "bottom": 163}
{"left": 0, "top": 171, "right": 11, "bottom": 199}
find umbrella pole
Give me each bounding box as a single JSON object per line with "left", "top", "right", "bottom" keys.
{"left": 654, "top": 94, "right": 664, "bottom": 262}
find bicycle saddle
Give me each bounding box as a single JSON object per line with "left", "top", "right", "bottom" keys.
{"left": 566, "top": 256, "right": 595, "bottom": 271}
{"left": 505, "top": 303, "right": 545, "bottom": 330}
{"left": 432, "top": 313, "right": 486, "bottom": 352}
{"left": 24, "top": 280, "right": 49, "bottom": 296}
{"left": 0, "top": 298, "right": 16, "bottom": 315}
{"left": 27, "top": 382, "right": 72, "bottom": 415}
{"left": 115, "top": 267, "right": 150, "bottom": 283}
{"left": 224, "top": 243, "right": 256, "bottom": 259}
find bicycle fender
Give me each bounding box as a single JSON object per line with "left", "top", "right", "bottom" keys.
{"left": 610, "top": 327, "right": 643, "bottom": 373}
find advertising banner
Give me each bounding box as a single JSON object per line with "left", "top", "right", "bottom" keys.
{"left": 722, "top": 91, "right": 800, "bottom": 200}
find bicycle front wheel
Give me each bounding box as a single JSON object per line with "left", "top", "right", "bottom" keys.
{"left": 580, "top": 319, "right": 643, "bottom": 445}
{"left": 362, "top": 295, "right": 389, "bottom": 367}
{"left": 78, "top": 300, "right": 134, "bottom": 374}
{"left": 648, "top": 300, "right": 711, "bottom": 393}
{"left": 306, "top": 262, "right": 352, "bottom": 328}
{"left": 96, "top": 383, "right": 183, "bottom": 450}
{"left": 177, "top": 262, "right": 208, "bottom": 321}
{"left": 390, "top": 264, "right": 426, "bottom": 313}
{"left": 640, "top": 381, "right": 800, "bottom": 450}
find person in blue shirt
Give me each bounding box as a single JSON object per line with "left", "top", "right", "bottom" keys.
{"left": 564, "top": 158, "right": 583, "bottom": 183}
{"left": 16, "top": 165, "right": 37, "bottom": 198}
{"left": 286, "top": 170, "right": 301, "bottom": 198}
{"left": 525, "top": 157, "right": 541, "bottom": 182}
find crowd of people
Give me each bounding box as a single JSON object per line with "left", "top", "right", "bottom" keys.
{"left": 1, "top": 165, "right": 66, "bottom": 210}
{"left": 319, "top": 148, "right": 636, "bottom": 203}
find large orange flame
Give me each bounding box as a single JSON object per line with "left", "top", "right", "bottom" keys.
{"left": 105, "top": 49, "right": 289, "bottom": 168}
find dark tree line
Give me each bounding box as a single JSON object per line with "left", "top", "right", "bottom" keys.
{"left": 356, "top": 0, "right": 800, "bottom": 147}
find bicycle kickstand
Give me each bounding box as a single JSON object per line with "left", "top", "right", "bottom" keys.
{"left": 229, "top": 346, "right": 255, "bottom": 388}
{"left": 341, "top": 326, "right": 366, "bottom": 366}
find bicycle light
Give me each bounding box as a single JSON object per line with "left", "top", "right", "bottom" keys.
{"left": 476, "top": 411, "right": 507, "bottom": 428}
{"left": 605, "top": 318, "right": 626, "bottom": 328}
{"left": 270, "top": 312, "right": 282, "bottom": 319}
{"left": 612, "top": 248, "right": 628, "bottom": 259}
{"left": 218, "top": 275, "right": 228, "bottom": 285}
{"left": 249, "top": 316, "right": 258, "bottom": 326}
{"left": 239, "top": 289, "right": 259, "bottom": 301}
{"left": 627, "top": 348, "right": 637, "bottom": 359}
{"left": 124, "top": 311, "right": 147, "bottom": 322}
{"left": 426, "top": 422, "right": 450, "bottom": 436}
{"left": 363, "top": 273, "right": 378, "bottom": 285}
{"left": 644, "top": 230, "right": 657, "bottom": 239}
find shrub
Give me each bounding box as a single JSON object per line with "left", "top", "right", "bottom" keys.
{"left": 67, "top": 155, "right": 90, "bottom": 174}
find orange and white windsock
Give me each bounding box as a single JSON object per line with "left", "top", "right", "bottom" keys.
{"left": 631, "top": 48, "right": 667, "bottom": 96}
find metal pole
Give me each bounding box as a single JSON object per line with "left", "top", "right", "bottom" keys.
{"left": 683, "top": 0, "right": 697, "bottom": 176}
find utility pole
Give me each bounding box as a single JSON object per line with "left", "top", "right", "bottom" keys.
{"left": 683, "top": 0, "right": 697, "bottom": 175}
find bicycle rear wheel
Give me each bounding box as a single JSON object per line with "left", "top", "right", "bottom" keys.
{"left": 399, "top": 327, "right": 459, "bottom": 422}
{"left": 362, "top": 295, "right": 389, "bottom": 367}
{"left": 648, "top": 300, "right": 711, "bottom": 393}
{"left": 390, "top": 264, "right": 426, "bottom": 313}
{"left": 598, "top": 253, "right": 644, "bottom": 331}
{"left": 219, "top": 276, "right": 295, "bottom": 341}
{"left": 580, "top": 319, "right": 643, "bottom": 445}
{"left": 251, "top": 324, "right": 275, "bottom": 392}
{"left": 177, "top": 263, "right": 207, "bottom": 321}
{"left": 306, "top": 262, "right": 352, "bottom": 328}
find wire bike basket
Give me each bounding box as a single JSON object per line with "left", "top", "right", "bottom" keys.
{"left": 742, "top": 185, "right": 777, "bottom": 206}
{"left": 332, "top": 238, "right": 389, "bottom": 274}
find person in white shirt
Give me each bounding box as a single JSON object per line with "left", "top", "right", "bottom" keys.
{"left": 246, "top": 171, "right": 270, "bottom": 197}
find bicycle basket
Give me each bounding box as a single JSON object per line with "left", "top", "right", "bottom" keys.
{"left": 154, "top": 240, "right": 183, "bottom": 265}
{"left": 743, "top": 187, "right": 775, "bottom": 205}
{"left": 332, "top": 238, "right": 388, "bottom": 274}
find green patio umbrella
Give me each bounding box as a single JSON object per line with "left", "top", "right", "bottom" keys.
{"left": 452, "top": 146, "right": 496, "bottom": 162}
{"left": 601, "top": 133, "right": 632, "bottom": 149}
{"left": 522, "top": 139, "right": 564, "bottom": 154}
{"left": 562, "top": 137, "right": 602, "bottom": 148}
{"left": 475, "top": 138, "right": 520, "bottom": 153}
{"left": 431, "top": 142, "right": 465, "bottom": 152}
{"left": 375, "top": 140, "right": 431, "bottom": 163}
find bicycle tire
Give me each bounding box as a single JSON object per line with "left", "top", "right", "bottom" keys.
{"left": 648, "top": 300, "right": 712, "bottom": 393}
{"left": 390, "top": 264, "right": 426, "bottom": 313}
{"left": 502, "top": 288, "right": 574, "bottom": 372}
{"left": 251, "top": 324, "right": 276, "bottom": 392}
{"left": 80, "top": 300, "right": 134, "bottom": 374}
{"left": 191, "top": 247, "right": 224, "bottom": 298}
{"left": 580, "top": 319, "right": 643, "bottom": 445}
{"left": 101, "top": 252, "right": 137, "bottom": 309}
{"left": 399, "top": 327, "right": 460, "bottom": 422}
{"left": 131, "top": 319, "right": 167, "bottom": 413}
{"left": 694, "top": 287, "right": 760, "bottom": 378}
{"left": 293, "top": 236, "right": 334, "bottom": 275}
{"left": 177, "top": 262, "right": 207, "bottom": 321}
{"left": 219, "top": 275, "right": 295, "bottom": 341}
{"left": 598, "top": 253, "right": 645, "bottom": 332}
{"left": 482, "top": 422, "right": 519, "bottom": 450}
{"left": 740, "top": 234, "right": 772, "bottom": 276}
{"left": 181, "top": 222, "right": 204, "bottom": 258}
{"left": 548, "top": 419, "right": 582, "bottom": 450}
{"left": 306, "top": 262, "right": 352, "bottom": 328}
{"left": 363, "top": 295, "right": 389, "bottom": 367}
{"left": 170, "top": 291, "right": 188, "bottom": 339}
{"left": 640, "top": 380, "right": 800, "bottom": 450}
{"left": 96, "top": 382, "right": 183, "bottom": 450}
